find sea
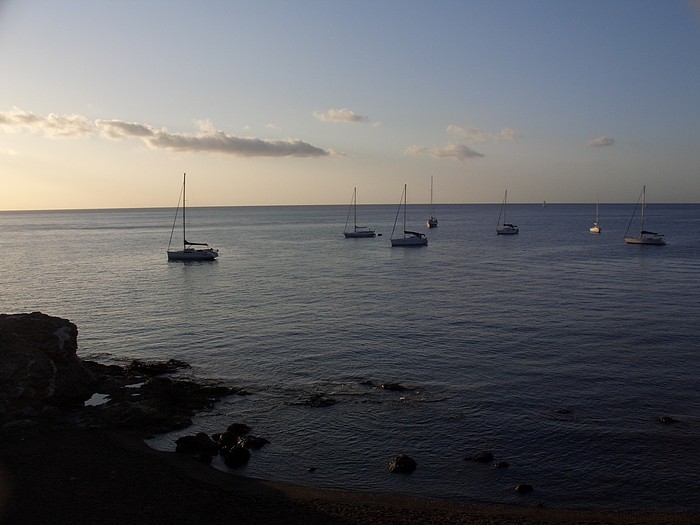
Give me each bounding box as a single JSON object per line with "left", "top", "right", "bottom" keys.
{"left": 1, "top": 202, "right": 699, "bottom": 511}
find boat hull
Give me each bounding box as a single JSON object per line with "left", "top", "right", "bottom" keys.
{"left": 496, "top": 226, "right": 519, "bottom": 235}
{"left": 391, "top": 237, "right": 428, "bottom": 247}
{"left": 624, "top": 235, "right": 665, "bottom": 245}
{"left": 344, "top": 230, "right": 376, "bottom": 238}
{"left": 427, "top": 218, "right": 438, "bottom": 228}
{"left": 167, "top": 249, "right": 219, "bottom": 261}
{"left": 589, "top": 225, "right": 601, "bottom": 234}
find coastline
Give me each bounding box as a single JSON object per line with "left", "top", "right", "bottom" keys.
{"left": 1, "top": 313, "right": 698, "bottom": 524}
{"left": 1, "top": 426, "right": 698, "bottom": 525}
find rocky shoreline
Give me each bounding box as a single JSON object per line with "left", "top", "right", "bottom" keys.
{"left": 1, "top": 312, "right": 698, "bottom": 524}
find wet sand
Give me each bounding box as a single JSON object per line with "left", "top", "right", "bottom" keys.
{"left": 1, "top": 426, "right": 697, "bottom": 525}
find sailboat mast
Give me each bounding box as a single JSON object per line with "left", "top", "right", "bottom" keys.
{"left": 430, "top": 175, "right": 433, "bottom": 216}
{"left": 354, "top": 187, "right": 358, "bottom": 229}
{"left": 503, "top": 190, "right": 507, "bottom": 225}
{"left": 403, "top": 184, "right": 407, "bottom": 232}
{"left": 182, "top": 173, "right": 187, "bottom": 249}
{"left": 640, "top": 185, "right": 646, "bottom": 233}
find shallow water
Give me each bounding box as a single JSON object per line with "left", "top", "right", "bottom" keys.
{"left": 2, "top": 203, "right": 699, "bottom": 510}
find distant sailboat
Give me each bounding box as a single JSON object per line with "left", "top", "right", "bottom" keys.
{"left": 427, "top": 175, "right": 438, "bottom": 228}
{"left": 589, "top": 193, "right": 601, "bottom": 234}
{"left": 343, "top": 187, "right": 377, "bottom": 238}
{"left": 391, "top": 184, "right": 428, "bottom": 247}
{"left": 167, "top": 173, "right": 219, "bottom": 261}
{"left": 496, "top": 190, "right": 519, "bottom": 235}
{"left": 624, "top": 185, "right": 665, "bottom": 245}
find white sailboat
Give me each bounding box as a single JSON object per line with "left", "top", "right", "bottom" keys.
{"left": 167, "top": 173, "right": 219, "bottom": 261}
{"left": 343, "top": 187, "right": 377, "bottom": 238}
{"left": 496, "top": 190, "right": 519, "bottom": 235}
{"left": 427, "top": 175, "right": 438, "bottom": 228}
{"left": 589, "top": 193, "right": 601, "bottom": 234}
{"left": 624, "top": 185, "right": 665, "bottom": 245}
{"left": 391, "top": 184, "right": 428, "bottom": 247}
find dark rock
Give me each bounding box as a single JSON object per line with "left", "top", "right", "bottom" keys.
{"left": 305, "top": 393, "right": 337, "bottom": 407}
{"left": 217, "top": 430, "right": 241, "bottom": 448}
{"left": 237, "top": 435, "right": 270, "bottom": 449}
{"left": 223, "top": 446, "right": 251, "bottom": 468}
{"left": 658, "top": 416, "right": 677, "bottom": 424}
{"left": 465, "top": 451, "right": 494, "bottom": 463}
{"left": 515, "top": 483, "right": 534, "bottom": 494}
{"left": 126, "top": 359, "right": 190, "bottom": 376}
{"left": 174, "top": 432, "right": 222, "bottom": 463}
{"left": 494, "top": 461, "right": 509, "bottom": 469}
{"left": 193, "top": 452, "right": 213, "bottom": 464}
{"left": 0, "top": 312, "right": 95, "bottom": 411}
{"left": 175, "top": 435, "right": 200, "bottom": 454}
{"left": 194, "top": 432, "right": 219, "bottom": 456}
{"left": 388, "top": 454, "right": 417, "bottom": 473}
{"left": 380, "top": 383, "right": 407, "bottom": 392}
{"left": 226, "top": 423, "right": 251, "bottom": 435}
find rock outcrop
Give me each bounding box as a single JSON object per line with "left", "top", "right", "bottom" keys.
{"left": 0, "top": 312, "right": 95, "bottom": 414}
{"left": 0, "top": 312, "right": 238, "bottom": 436}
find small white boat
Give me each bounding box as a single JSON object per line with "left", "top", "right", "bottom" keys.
{"left": 167, "top": 173, "right": 219, "bottom": 261}
{"left": 589, "top": 193, "right": 601, "bottom": 234}
{"left": 427, "top": 175, "right": 438, "bottom": 228}
{"left": 496, "top": 190, "right": 519, "bottom": 235}
{"left": 624, "top": 185, "right": 665, "bottom": 245}
{"left": 343, "top": 187, "right": 377, "bottom": 238}
{"left": 391, "top": 184, "right": 428, "bottom": 247}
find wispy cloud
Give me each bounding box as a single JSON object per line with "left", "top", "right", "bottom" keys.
{"left": 447, "top": 125, "right": 519, "bottom": 144}
{"left": 0, "top": 107, "right": 94, "bottom": 138}
{"left": 407, "top": 123, "right": 517, "bottom": 162}
{"left": 587, "top": 136, "right": 615, "bottom": 148}
{"left": 314, "top": 108, "right": 373, "bottom": 124}
{"left": 405, "top": 143, "right": 484, "bottom": 162}
{"left": 1, "top": 108, "right": 329, "bottom": 158}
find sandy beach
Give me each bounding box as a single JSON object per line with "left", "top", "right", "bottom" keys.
{"left": 1, "top": 425, "right": 697, "bottom": 525}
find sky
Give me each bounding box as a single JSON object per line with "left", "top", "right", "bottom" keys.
{"left": 1, "top": 0, "right": 699, "bottom": 210}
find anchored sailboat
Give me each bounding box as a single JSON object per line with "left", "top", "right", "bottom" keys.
{"left": 427, "top": 175, "right": 438, "bottom": 228}
{"left": 496, "top": 190, "right": 519, "bottom": 235}
{"left": 391, "top": 184, "right": 428, "bottom": 247}
{"left": 343, "top": 187, "right": 377, "bottom": 238}
{"left": 589, "top": 193, "right": 601, "bottom": 234}
{"left": 624, "top": 185, "right": 665, "bottom": 245}
{"left": 167, "top": 173, "right": 219, "bottom": 261}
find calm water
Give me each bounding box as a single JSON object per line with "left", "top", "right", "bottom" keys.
{"left": 2, "top": 203, "right": 699, "bottom": 511}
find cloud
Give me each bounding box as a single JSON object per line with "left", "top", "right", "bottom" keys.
{"left": 587, "top": 136, "right": 615, "bottom": 147}
{"left": 97, "top": 119, "right": 156, "bottom": 139}
{"left": 102, "top": 119, "right": 328, "bottom": 157}
{"left": 314, "top": 108, "right": 372, "bottom": 124}
{"left": 0, "top": 108, "right": 329, "bottom": 158}
{"left": 498, "top": 127, "right": 518, "bottom": 142}
{"left": 405, "top": 143, "right": 484, "bottom": 162}
{"left": 447, "top": 125, "right": 519, "bottom": 144}
{"left": 0, "top": 107, "right": 95, "bottom": 138}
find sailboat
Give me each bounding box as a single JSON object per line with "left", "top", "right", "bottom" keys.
{"left": 391, "top": 184, "right": 428, "bottom": 247}
{"left": 624, "top": 185, "right": 665, "bottom": 245}
{"left": 427, "top": 175, "right": 438, "bottom": 228}
{"left": 496, "top": 190, "right": 519, "bottom": 235}
{"left": 167, "top": 173, "right": 219, "bottom": 261}
{"left": 343, "top": 187, "right": 377, "bottom": 238}
{"left": 589, "top": 193, "right": 601, "bottom": 234}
